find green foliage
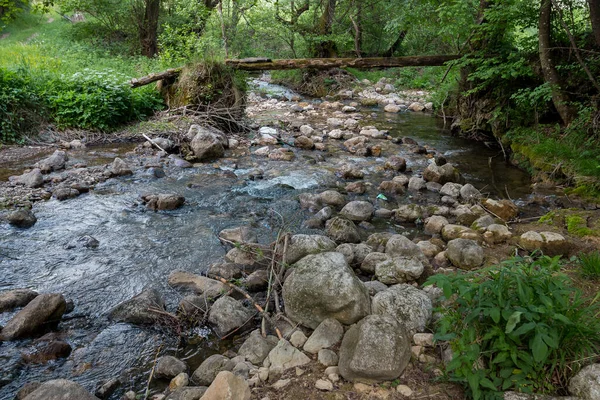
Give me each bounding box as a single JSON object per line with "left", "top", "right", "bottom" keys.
{"left": 0, "top": 67, "right": 45, "bottom": 142}
{"left": 426, "top": 255, "right": 600, "bottom": 399}
{"left": 0, "top": 0, "right": 28, "bottom": 25}
{"left": 579, "top": 251, "right": 600, "bottom": 280}
{"left": 565, "top": 215, "right": 594, "bottom": 237}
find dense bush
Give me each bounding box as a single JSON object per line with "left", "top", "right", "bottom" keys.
{"left": 426, "top": 255, "right": 600, "bottom": 399}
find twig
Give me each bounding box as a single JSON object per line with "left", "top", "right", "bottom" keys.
{"left": 144, "top": 344, "right": 163, "bottom": 400}
{"left": 142, "top": 133, "right": 167, "bottom": 152}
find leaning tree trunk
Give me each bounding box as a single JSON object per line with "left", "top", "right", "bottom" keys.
{"left": 539, "top": 0, "right": 575, "bottom": 125}
{"left": 589, "top": 0, "right": 600, "bottom": 47}
{"left": 140, "top": 0, "right": 160, "bottom": 57}
{"left": 315, "top": 0, "right": 338, "bottom": 58}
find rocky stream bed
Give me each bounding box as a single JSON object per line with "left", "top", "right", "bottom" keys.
{"left": 1, "top": 78, "right": 599, "bottom": 400}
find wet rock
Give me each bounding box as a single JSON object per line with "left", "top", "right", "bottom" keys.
{"left": 150, "top": 137, "right": 175, "bottom": 152}
{"left": 35, "top": 150, "right": 68, "bottom": 173}
{"left": 168, "top": 271, "right": 228, "bottom": 298}
{"left": 286, "top": 234, "right": 337, "bottom": 264}
{"left": 340, "top": 201, "right": 374, "bottom": 222}
{"left": 0, "top": 289, "right": 38, "bottom": 312}
{"left": 13, "top": 168, "right": 44, "bottom": 188}
{"left": 375, "top": 256, "right": 425, "bottom": 285}
{"left": 395, "top": 204, "right": 424, "bottom": 223}
{"left": 142, "top": 194, "right": 185, "bottom": 211}
{"left": 110, "top": 157, "right": 133, "bottom": 177}
{"left": 238, "top": 329, "right": 278, "bottom": 365}
{"left": 294, "top": 136, "right": 314, "bottom": 150}
{"left": 303, "top": 318, "right": 344, "bottom": 354}
{"left": 371, "top": 284, "right": 433, "bottom": 335}
{"left": 446, "top": 239, "right": 484, "bottom": 270}
{"left": 345, "top": 181, "right": 367, "bottom": 193}
{"left": 568, "top": 363, "right": 600, "bottom": 399}
{"left": 483, "top": 224, "right": 512, "bottom": 244}
{"left": 319, "top": 190, "right": 346, "bottom": 207}
{"left": 338, "top": 314, "right": 411, "bottom": 383}
{"left": 208, "top": 296, "right": 254, "bottom": 337}
{"left": 218, "top": 226, "right": 257, "bottom": 246}
{"left": 440, "top": 182, "right": 462, "bottom": 198}
{"left": 0, "top": 293, "right": 66, "bottom": 341}
{"left": 460, "top": 184, "right": 482, "bottom": 203}
{"left": 378, "top": 180, "right": 405, "bottom": 194}
{"left": 424, "top": 216, "right": 449, "bottom": 235}
{"left": 326, "top": 217, "right": 361, "bottom": 243}
{"left": 423, "top": 163, "right": 460, "bottom": 184}
{"left": 245, "top": 270, "right": 269, "bottom": 292}
{"left": 7, "top": 209, "right": 37, "bottom": 228}
{"left": 268, "top": 148, "right": 295, "bottom": 161}
{"left": 315, "top": 206, "right": 333, "bottom": 221}
{"left": 408, "top": 102, "right": 425, "bottom": 112}
{"left": 482, "top": 198, "right": 518, "bottom": 221}
{"left": 384, "top": 104, "right": 401, "bottom": 113}
{"left": 265, "top": 340, "right": 310, "bottom": 370}
{"left": 156, "top": 356, "right": 188, "bottom": 379}
{"left": 191, "top": 130, "right": 225, "bottom": 161}
{"left": 95, "top": 378, "right": 120, "bottom": 399}
{"left": 53, "top": 187, "right": 80, "bottom": 201}
{"left": 282, "top": 252, "right": 370, "bottom": 329}
{"left": 343, "top": 136, "right": 369, "bottom": 154}
{"left": 169, "top": 156, "right": 193, "bottom": 168}
{"left": 408, "top": 177, "right": 426, "bottom": 191}
{"left": 23, "top": 379, "right": 99, "bottom": 400}
{"left": 109, "top": 289, "right": 164, "bottom": 325}
{"left": 191, "top": 354, "right": 235, "bottom": 386}
{"left": 298, "top": 193, "right": 322, "bottom": 211}
{"left": 64, "top": 235, "right": 100, "bottom": 250}
{"left": 360, "top": 127, "right": 386, "bottom": 139}
{"left": 22, "top": 340, "right": 72, "bottom": 364}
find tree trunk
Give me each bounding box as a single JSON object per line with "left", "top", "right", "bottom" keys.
{"left": 589, "top": 0, "right": 600, "bottom": 47}
{"left": 315, "top": 0, "right": 337, "bottom": 58}
{"left": 140, "top": 0, "right": 160, "bottom": 57}
{"left": 349, "top": 2, "right": 362, "bottom": 57}
{"left": 539, "top": 0, "right": 575, "bottom": 125}
{"left": 383, "top": 31, "right": 407, "bottom": 57}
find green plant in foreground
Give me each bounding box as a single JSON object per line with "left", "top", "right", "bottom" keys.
{"left": 426, "top": 255, "right": 600, "bottom": 400}
{"left": 579, "top": 251, "right": 600, "bottom": 280}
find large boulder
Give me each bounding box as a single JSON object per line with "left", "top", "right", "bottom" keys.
{"left": 192, "top": 355, "right": 235, "bottom": 386}
{"left": 340, "top": 201, "right": 374, "bottom": 222}
{"left": 34, "top": 150, "right": 68, "bottom": 173}
{"left": 325, "top": 217, "right": 361, "bottom": 244}
{"left": 0, "top": 289, "right": 38, "bottom": 312}
{"left": 13, "top": 168, "right": 44, "bottom": 188}
{"left": 338, "top": 314, "right": 411, "bottom": 383}
{"left": 282, "top": 252, "right": 371, "bottom": 329}
{"left": 7, "top": 209, "right": 37, "bottom": 228}
{"left": 191, "top": 130, "right": 225, "bottom": 161}
{"left": 200, "top": 371, "right": 250, "bottom": 400}
{"left": 109, "top": 289, "right": 165, "bottom": 325}
{"left": 23, "top": 379, "right": 99, "bottom": 400}
{"left": 168, "top": 271, "right": 228, "bottom": 299}
{"left": 568, "top": 363, "right": 600, "bottom": 400}
{"left": 285, "top": 234, "right": 337, "bottom": 264}
{"left": 0, "top": 293, "right": 66, "bottom": 341}
{"left": 446, "top": 238, "right": 484, "bottom": 270}
{"left": 110, "top": 157, "right": 133, "bottom": 177}
{"left": 371, "top": 284, "right": 432, "bottom": 335}
{"left": 208, "top": 296, "right": 254, "bottom": 337}
{"left": 238, "top": 329, "right": 279, "bottom": 365}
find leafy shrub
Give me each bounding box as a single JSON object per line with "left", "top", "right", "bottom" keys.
{"left": 579, "top": 251, "right": 600, "bottom": 280}
{"left": 426, "top": 255, "right": 600, "bottom": 399}
{"left": 42, "top": 69, "right": 162, "bottom": 131}
{"left": 0, "top": 68, "right": 45, "bottom": 142}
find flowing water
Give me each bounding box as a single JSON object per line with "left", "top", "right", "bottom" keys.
{"left": 0, "top": 88, "right": 535, "bottom": 399}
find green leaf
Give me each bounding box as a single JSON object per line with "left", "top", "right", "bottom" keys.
{"left": 480, "top": 377, "right": 497, "bottom": 391}
{"left": 553, "top": 313, "right": 572, "bottom": 325}
{"left": 505, "top": 311, "right": 522, "bottom": 334}
{"left": 490, "top": 307, "right": 501, "bottom": 324}
{"left": 512, "top": 322, "right": 536, "bottom": 337}
{"left": 532, "top": 335, "right": 548, "bottom": 363}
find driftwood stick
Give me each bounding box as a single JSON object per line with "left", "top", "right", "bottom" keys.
{"left": 142, "top": 133, "right": 167, "bottom": 152}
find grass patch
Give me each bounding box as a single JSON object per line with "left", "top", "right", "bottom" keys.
{"left": 579, "top": 251, "right": 600, "bottom": 280}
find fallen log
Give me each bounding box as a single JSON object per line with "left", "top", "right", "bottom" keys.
{"left": 130, "top": 55, "right": 459, "bottom": 87}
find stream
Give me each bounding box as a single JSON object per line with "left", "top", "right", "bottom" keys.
{"left": 0, "top": 83, "right": 537, "bottom": 399}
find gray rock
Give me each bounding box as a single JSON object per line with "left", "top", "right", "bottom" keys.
{"left": 375, "top": 256, "right": 425, "bottom": 285}
{"left": 440, "top": 182, "right": 462, "bottom": 198}
{"left": 395, "top": 204, "right": 424, "bottom": 223}
{"left": 169, "top": 155, "right": 193, "bottom": 168}
{"left": 65, "top": 235, "right": 99, "bottom": 249}
{"left": 315, "top": 206, "right": 333, "bottom": 221}
{"left": 191, "top": 354, "right": 234, "bottom": 386}
{"left": 385, "top": 235, "right": 422, "bottom": 258}
{"left": 303, "top": 318, "right": 344, "bottom": 354}
{"left": 0, "top": 289, "right": 38, "bottom": 312}
{"left": 484, "top": 224, "right": 512, "bottom": 244}
{"left": 7, "top": 209, "right": 37, "bottom": 228}
{"left": 460, "top": 184, "right": 482, "bottom": 202}
{"left": 471, "top": 215, "right": 495, "bottom": 232}
{"left": 318, "top": 349, "right": 339, "bottom": 366}
{"left": 201, "top": 371, "right": 250, "bottom": 400}
{"left": 408, "top": 177, "right": 426, "bottom": 191}
{"left": 365, "top": 233, "right": 394, "bottom": 253}
{"left": 94, "top": 378, "right": 120, "bottom": 400}
{"left": 326, "top": 217, "right": 361, "bottom": 243}
{"left": 371, "top": 284, "right": 432, "bottom": 335}
{"left": 569, "top": 363, "right": 600, "bottom": 399}
{"left": 244, "top": 270, "right": 269, "bottom": 292}
{"left": 282, "top": 252, "right": 371, "bottom": 329}
{"left": 319, "top": 190, "right": 346, "bottom": 207}
{"left": 35, "top": 151, "right": 68, "bottom": 173}
{"left": 110, "top": 157, "right": 132, "bottom": 177}
{"left": 190, "top": 130, "right": 225, "bottom": 161}
{"left": 155, "top": 356, "right": 188, "bottom": 379}
{"left": 168, "top": 271, "right": 228, "bottom": 299}
{"left": 336, "top": 243, "right": 355, "bottom": 264}
{"left": 53, "top": 187, "right": 80, "bottom": 201}
{"left": 109, "top": 289, "right": 164, "bottom": 325}
{"left": 23, "top": 379, "right": 99, "bottom": 400}
{"left": 340, "top": 201, "right": 374, "bottom": 222}
{"left": 14, "top": 168, "right": 44, "bottom": 188}
{"left": 422, "top": 163, "right": 460, "bottom": 184}
{"left": 218, "top": 226, "right": 257, "bottom": 246}
{"left": 482, "top": 198, "right": 518, "bottom": 221}
{"left": 384, "top": 156, "right": 406, "bottom": 172}
{"left": 338, "top": 314, "right": 411, "bottom": 383}
{"left": 165, "top": 386, "right": 208, "bottom": 400}
{"left": 265, "top": 340, "right": 310, "bottom": 370}
{"left": 446, "top": 239, "right": 484, "bottom": 270}
{"left": 238, "top": 329, "right": 278, "bottom": 365}
{"left": 364, "top": 281, "right": 388, "bottom": 296}
{"left": 0, "top": 293, "right": 66, "bottom": 341}
{"left": 208, "top": 296, "right": 254, "bottom": 337}
{"left": 143, "top": 194, "right": 185, "bottom": 211}
{"left": 207, "top": 263, "right": 242, "bottom": 280}
{"left": 286, "top": 234, "right": 337, "bottom": 264}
